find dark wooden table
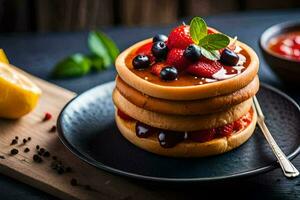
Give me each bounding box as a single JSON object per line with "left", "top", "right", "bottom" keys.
{"left": 1, "top": 10, "right": 300, "bottom": 200}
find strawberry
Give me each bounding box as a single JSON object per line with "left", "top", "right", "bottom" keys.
{"left": 136, "top": 42, "right": 155, "bottom": 63}
{"left": 186, "top": 58, "right": 222, "bottom": 78}
{"left": 166, "top": 48, "right": 190, "bottom": 70}
{"left": 217, "top": 123, "right": 234, "bottom": 137}
{"left": 136, "top": 42, "right": 152, "bottom": 55}
{"left": 189, "top": 128, "right": 216, "bottom": 143}
{"left": 117, "top": 109, "right": 133, "bottom": 121}
{"left": 167, "top": 25, "right": 193, "bottom": 49}
{"left": 207, "top": 28, "right": 215, "bottom": 34}
{"left": 151, "top": 62, "right": 167, "bottom": 76}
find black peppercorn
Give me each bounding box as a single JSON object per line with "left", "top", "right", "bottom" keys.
{"left": 10, "top": 139, "right": 18, "bottom": 145}
{"left": 10, "top": 149, "right": 18, "bottom": 155}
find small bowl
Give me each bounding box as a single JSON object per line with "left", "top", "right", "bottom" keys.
{"left": 259, "top": 21, "right": 300, "bottom": 84}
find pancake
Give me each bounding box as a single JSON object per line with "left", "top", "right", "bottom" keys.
{"left": 113, "top": 89, "right": 253, "bottom": 131}
{"left": 115, "top": 29, "right": 259, "bottom": 100}
{"left": 115, "top": 107, "right": 257, "bottom": 157}
{"left": 116, "top": 75, "right": 259, "bottom": 115}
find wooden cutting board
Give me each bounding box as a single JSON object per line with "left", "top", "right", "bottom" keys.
{"left": 0, "top": 66, "right": 161, "bottom": 200}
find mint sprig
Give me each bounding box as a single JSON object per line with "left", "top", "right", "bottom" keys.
{"left": 189, "top": 17, "right": 230, "bottom": 60}
{"left": 53, "top": 31, "right": 119, "bottom": 78}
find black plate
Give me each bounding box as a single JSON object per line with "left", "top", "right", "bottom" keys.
{"left": 57, "top": 82, "right": 300, "bottom": 182}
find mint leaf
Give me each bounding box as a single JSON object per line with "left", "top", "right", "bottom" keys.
{"left": 199, "top": 33, "right": 230, "bottom": 50}
{"left": 200, "top": 47, "right": 220, "bottom": 61}
{"left": 52, "top": 54, "right": 91, "bottom": 78}
{"left": 89, "top": 54, "right": 104, "bottom": 71}
{"left": 88, "top": 31, "right": 119, "bottom": 67}
{"left": 190, "top": 17, "right": 207, "bottom": 44}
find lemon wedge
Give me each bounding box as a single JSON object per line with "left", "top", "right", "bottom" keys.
{"left": 0, "top": 62, "right": 41, "bottom": 119}
{"left": 0, "top": 49, "right": 9, "bottom": 64}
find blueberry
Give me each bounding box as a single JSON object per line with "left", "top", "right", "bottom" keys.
{"left": 151, "top": 42, "right": 168, "bottom": 60}
{"left": 132, "top": 55, "right": 150, "bottom": 70}
{"left": 153, "top": 34, "right": 168, "bottom": 43}
{"left": 160, "top": 66, "right": 178, "bottom": 81}
{"left": 220, "top": 49, "right": 239, "bottom": 66}
{"left": 184, "top": 44, "right": 201, "bottom": 62}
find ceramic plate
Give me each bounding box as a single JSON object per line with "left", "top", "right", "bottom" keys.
{"left": 57, "top": 82, "right": 300, "bottom": 182}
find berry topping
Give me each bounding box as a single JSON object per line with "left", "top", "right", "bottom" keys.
{"left": 158, "top": 130, "right": 185, "bottom": 148}
{"left": 153, "top": 34, "right": 168, "bottom": 43}
{"left": 167, "top": 25, "right": 193, "bottom": 49}
{"left": 233, "top": 120, "right": 243, "bottom": 131}
{"left": 151, "top": 62, "right": 167, "bottom": 76}
{"left": 166, "top": 48, "right": 189, "bottom": 70}
{"left": 151, "top": 42, "right": 168, "bottom": 60}
{"left": 217, "top": 123, "right": 234, "bottom": 137}
{"left": 186, "top": 58, "right": 222, "bottom": 78}
{"left": 189, "top": 129, "right": 216, "bottom": 143}
{"left": 117, "top": 109, "right": 133, "bottom": 121}
{"left": 220, "top": 49, "right": 239, "bottom": 66}
{"left": 160, "top": 66, "right": 178, "bottom": 81}
{"left": 184, "top": 44, "right": 202, "bottom": 62}
{"left": 132, "top": 55, "right": 150, "bottom": 70}
{"left": 136, "top": 122, "right": 156, "bottom": 138}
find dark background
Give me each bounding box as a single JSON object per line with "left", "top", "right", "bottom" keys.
{"left": 1, "top": 0, "right": 300, "bottom": 32}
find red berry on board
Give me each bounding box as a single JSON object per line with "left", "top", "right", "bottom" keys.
{"left": 166, "top": 48, "right": 190, "bottom": 70}
{"left": 186, "top": 58, "right": 222, "bottom": 78}
{"left": 167, "top": 25, "right": 193, "bottom": 49}
{"left": 43, "top": 112, "right": 52, "bottom": 121}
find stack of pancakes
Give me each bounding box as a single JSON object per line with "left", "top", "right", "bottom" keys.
{"left": 113, "top": 38, "right": 259, "bottom": 157}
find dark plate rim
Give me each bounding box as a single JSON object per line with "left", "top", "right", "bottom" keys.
{"left": 57, "top": 82, "right": 300, "bottom": 183}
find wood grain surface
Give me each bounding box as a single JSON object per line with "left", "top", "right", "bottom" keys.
{"left": 0, "top": 67, "right": 161, "bottom": 200}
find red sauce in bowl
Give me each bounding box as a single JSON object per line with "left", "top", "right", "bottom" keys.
{"left": 268, "top": 31, "right": 300, "bottom": 61}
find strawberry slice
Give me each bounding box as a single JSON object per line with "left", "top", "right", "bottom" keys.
{"left": 167, "top": 25, "right": 193, "bottom": 49}
{"left": 217, "top": 123, "right": 234, "bottom": 137}
{"left": 189, "top": 128, "right": 216, "bottom": 143}
{"left": 151, "top": 62, "right": 167, "bottom": 76}
{"left": 166, "top": 48, "right": 190, "bottom": 70}
{"left": 186, "top": 58, "right": 222, "bottom": 78}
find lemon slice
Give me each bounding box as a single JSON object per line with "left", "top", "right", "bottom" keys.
{"left": 0, "top": 62, "right": 41, "bottom": 119}
{"left": 0, "top": 49, "right": 9, "bottom": 64}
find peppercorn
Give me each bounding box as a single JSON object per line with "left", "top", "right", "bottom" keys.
{"left": 10, "top": 139, "right": 18, "bottom": 145}
{"left": 49, "top": 125, "right": 57, "bottom": 132}
{"left": 43, "top": 151, "right": 50, "bottom": 157}
{"left": 10, "top": 149, "right": 18, "bottom": 155}
{"left": 23, "top": 138, "right": 27, "bottom": 144}
{"left": 24, "top": 148, "right": 30, "bottom": 153}
{"left": 36, "top": 145, "right": 40, "bottom": 150}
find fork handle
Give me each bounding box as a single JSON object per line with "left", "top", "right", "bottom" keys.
{"left": 257, "top": 120, "right": 299, "bottom": 178}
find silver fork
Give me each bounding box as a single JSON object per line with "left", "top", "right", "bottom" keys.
{"left": 253, "top": 96, "right": 299, "bottom": 178}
